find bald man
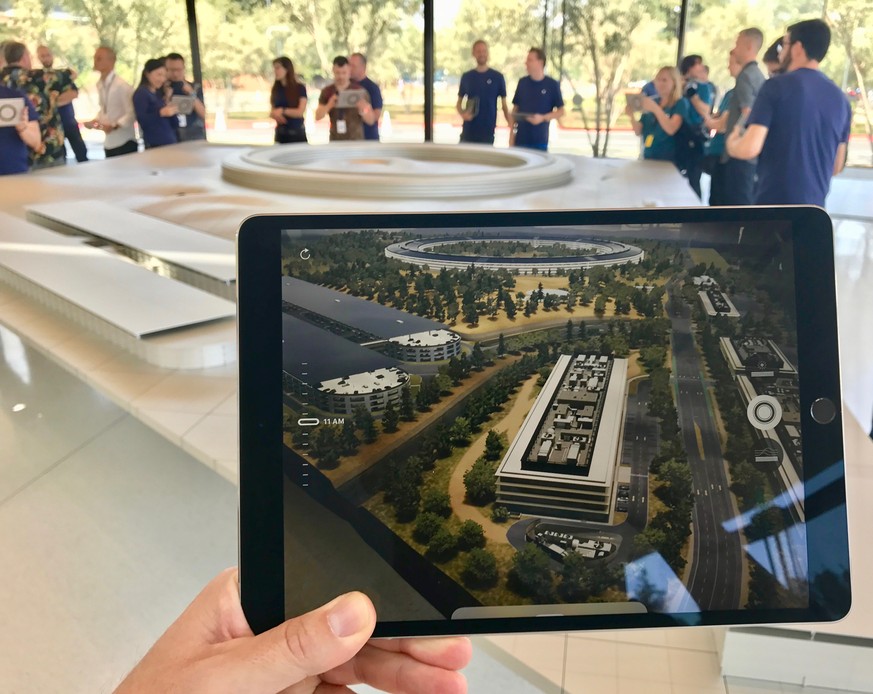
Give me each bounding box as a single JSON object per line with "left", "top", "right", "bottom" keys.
{"left": 35, "top": 45, "right": 88, "bottom": 162}
{"left": 84, "top": 46, "right": 137, "bottom": 157}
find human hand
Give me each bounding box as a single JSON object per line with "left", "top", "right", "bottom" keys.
{"left": 113, "top": 568, "right": 471, "bottom": 694}
{"left": 327, "top": 93, "right": 338, "bottom": 109}
{"left": 460, "top": 110, "right": 473, "bottom": 122}
{"left": 160, "top": 103, "right": 179, "bottom": 117}
{"left": 15, "top": 105, "right": 30, "bottom": 132}
{"left": 526, "top": 113, "right": 545, "bottom": 125}
{"left": 641, "top": 96, "right": 658, "bottom": 113}
{"left": 271, "top": 107, "right": 288, "bottom": 124}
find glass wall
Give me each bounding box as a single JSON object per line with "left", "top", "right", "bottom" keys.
{"left": 0, "top": 0, "right": 189, "bottom": 149}
{"left": 684, "top": 0, "right": 872, "bottom": 167}
{"left": 194, "top": 0, "right": 424, "bottom": 145}
{"left": 433, "top": 0, "right": 678, "bottom": 158}
{"left": 1, "top": 0, "right": 869, "bottom": 164}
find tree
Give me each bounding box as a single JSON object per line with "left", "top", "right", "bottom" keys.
{"left": 564, "top": 0, "right": 651, "bottom": 157}
{"left": 413, "top": 512, "right": 444, "bottom": 544}
{"left": 656, "top": 459, "right": 694, "bottom": 509}
{"left": 504, "top": 294, "right": 517, "bottom": 320}
{"left": 509, "top": 544, "right": 554, "bottom": 601}
{"left": 353, "top": 406, "right": 378, "bottom": 443}
{"left": 558, "top": 552, "right": 594, "bottom": 602}
{"left": 427, "top": 527, "right": 459, "bottom": 562}
{"left": 400, "top": 385, "right": 415, "bottom": 421}
{"left": 464, "top": 458, "right": 497, "bottom": 505}
{"left": 829, "top": 1, "right": 873, "bottom": 165}
{"left": 566, "top": 319, "right": 574, "bottom": 342}
{"left": 276, "top": 0, "right": 422, "bottom": 75}
{"left": 421, "top": 489, "right": 452, "bottom": 518}
{"left": 497, "top": 333, "right": 507, "bottom": 356}
{"left": 461, "top": 548, "right": 499, "bottom": 589}
{"left": 310, "top": 425, "right": 341, "bottom": 461}
{"left": 340, "top": 417, "right": 359, "bottom": 455}
{"left": 484, "top": 429, "right": 505, "bottom": 461}
{"left": 491, "top": 505, "right": 511, "bottom": 523}
{"left": 382, "top": 401, "right": 399, "bottom": 433}
{"left": 594, "top": 295, "right": 607, "bottom": 316}
{"left": 471, "top": 342, "right": 486, "bottom": 370}
{"left": 457, "top": 520, "right": 487, "bottom": 550}
{"left": 385, "top": 456, "right": 423, "bottom": 522}
{"left": 449, "top": 416, "right": 472, "bottom": 446}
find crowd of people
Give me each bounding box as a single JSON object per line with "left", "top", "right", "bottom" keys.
{"left": 1, "top": 17, "right": 854, "bottom": 207}
{"left": 624, "top": 18, "right": 851, "bottom": 207}
{"left": 270, "top": 41, "right": 565, "bottom": 151}
{"left": 0, "top": 41, "right": 205, "bottom": 174}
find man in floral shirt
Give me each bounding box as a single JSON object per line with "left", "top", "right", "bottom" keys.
{"left": 1, "top": 41, "right": 77, "bottom": 169}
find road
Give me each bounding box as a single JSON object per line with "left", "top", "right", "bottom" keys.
{"left": 619, "top": 378, "right": 660, "bottom": 533}
{"left": 667, "top": 290, "right": 743, "bottom": 611}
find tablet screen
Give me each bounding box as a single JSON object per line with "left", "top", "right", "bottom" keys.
{"left": 248, "top": 211, "right": 847, "bottom": 633}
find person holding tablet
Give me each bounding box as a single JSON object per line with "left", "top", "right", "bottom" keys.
{"left": 456, "top": 39, "right": 511, "bottom": 145}
{"left": 133, "top": 58, "right": 179, "bottom": 149}
{"left": 316, "top": 55, "right": 376, "bottom": 142}
{"left": 113, "top": 568, "right": 471, "bottom": 694}
{"left": 626, "top": 66, "right": 690, "bottom": 168}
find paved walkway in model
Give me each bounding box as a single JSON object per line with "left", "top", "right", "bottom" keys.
{"left": 447, "top": 373, "right": 540, "bottom": 543}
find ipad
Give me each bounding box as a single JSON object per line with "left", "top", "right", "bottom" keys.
{"left": 0, "top": 97, "right": 25, "bottom": 127}
{"left": 625, "top": 92, "right": 643, "bottom": 112}
{"left": 170, "top": 94, "right": 195, "bottom": 115}
{"left": 336, "top": 88, "right": 368, "bottom": 109}
{"left": 238, "top": 207, "right": 849, "bottom": 637}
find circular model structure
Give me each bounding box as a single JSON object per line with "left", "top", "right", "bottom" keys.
{"left": 384, "top": 236, "right": 645, "bottom": 275}
{"left": 221, "top": 142, "right": 574, "bottom": 199}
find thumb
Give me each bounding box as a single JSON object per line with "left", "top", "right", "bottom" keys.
{"left": 218, "top": 592, "right": 376, "bottom": 693}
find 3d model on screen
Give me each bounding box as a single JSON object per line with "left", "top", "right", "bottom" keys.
{"left": 279, "top": 224, "right": 805, "bottom": 618}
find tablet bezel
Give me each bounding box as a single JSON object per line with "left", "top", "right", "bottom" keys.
{"left": 238, "top": 206, "right": 849, "bottom": 637}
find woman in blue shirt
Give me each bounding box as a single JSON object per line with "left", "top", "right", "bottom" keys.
{"left": 270, "top": 56, "right": 308, "bottom": 144}
{"left": 133, "top": 58, "right": 178, "bottom": 149}
{"left": 627, "top": 66, "right": 689, "bottom": 166}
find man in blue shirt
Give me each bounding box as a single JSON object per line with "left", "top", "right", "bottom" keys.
{"left": 0, "top": 84, "right": 41, "bottom": 175}
{"left": 726, "top": 18, "right": 851, "bottom": 207}
{"left": 456, "top": 40, "right": 510, "bottom": 145}
{"left": 511, "top": 47, "right": 564, "bottom": 151}
{"left": 678, "top": 54, "right": 715, "bottom": 198}
{"left": 349, "top": 53, "right": 383, "bottom": 141}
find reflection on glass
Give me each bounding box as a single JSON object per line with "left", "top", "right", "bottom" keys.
{"left": 199, "top": 2, "right": 425, "bottom": 145}
{"left": 434, "top": 0, "right": 678, "bottom": 157}
{"left": 0, "top": 325, "right": 31, "bottom": 386}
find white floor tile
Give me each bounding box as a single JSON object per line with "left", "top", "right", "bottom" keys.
{"left": 667, "top": 649, "right": 724, "bottom": 687}
{"left": 618, "top": 678, "right": 673, "bottom": 694}
{"left": 563, "top": 671, "right": 617, "bottom": 694}
{"left": 616, "top": 642, "right": 672, "bottom": 682}
{"left": 563, "top": 637, "right": 617, "bottom": 676}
